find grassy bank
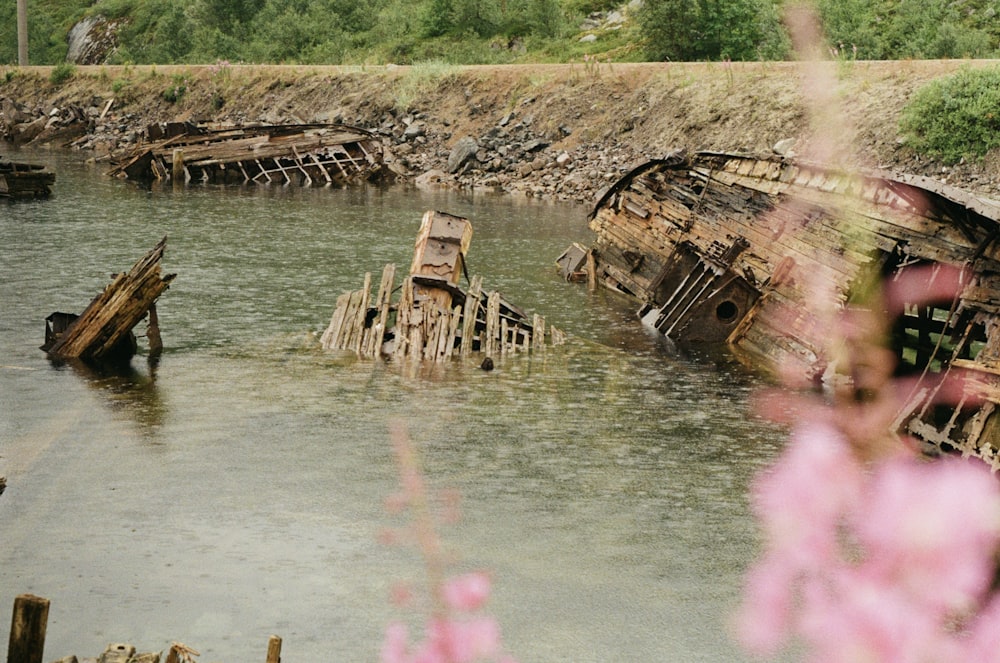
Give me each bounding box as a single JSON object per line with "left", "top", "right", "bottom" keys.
{"left": 4, "top": 60, "right": 1000, "bottom": 198}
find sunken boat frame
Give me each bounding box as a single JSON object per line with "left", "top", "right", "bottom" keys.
{"left": 583, "top": 150, "right": 1000, "bottom": 464}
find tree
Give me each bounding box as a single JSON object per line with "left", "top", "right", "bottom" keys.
{"left": 639, "top": 0, "right": 787, "bottom": 62}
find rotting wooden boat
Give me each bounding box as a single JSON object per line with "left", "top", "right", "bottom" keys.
{"left": 108, "top": 122, "right": 387, "bottom": 186}
{"left": 42, "top": 237, "right": 174, "bottom": 364}
{"left": 0, "top": 159, "right": 55, "bottom": 199}
{"left": 572, "top": 150, "right": 1000, "bottom": 464}
{"left": 323, "top": 210, "right": 565, "bottom": 362}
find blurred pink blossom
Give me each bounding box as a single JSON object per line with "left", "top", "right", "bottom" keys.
{"left": 381, "top": 421, "right": 518, "bottom": 663}
{"left": 442, "top": 572, "right": 492, "bottom": 612}
{"left": 736, "top": 428, "right": 1000, "bottom": 662}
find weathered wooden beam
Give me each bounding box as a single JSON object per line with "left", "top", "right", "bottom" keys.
{"left": 7, "top": 594, "right": 49, "bottom": 663}
{"left": 266, "top": 635, "right": 282, "bottom": 663}
{"left": 44, "top": 237, "right": 175, "bottom": 363}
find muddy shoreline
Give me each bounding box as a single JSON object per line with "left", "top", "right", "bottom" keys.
{"left": 3, "top": 61, "right": 1000, "bottom": 203}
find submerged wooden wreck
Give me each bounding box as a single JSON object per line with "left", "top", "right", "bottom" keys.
{"left": 574, "top": 150, "right": 1000, "bottom": 464}
{"left": 42, "top": 237, "right": 174, "bottom": 364}
{"left": 108, "top": 122, "right": 385, "bottom": 186}
{"left": 323, "top": 210, "right": 564, "bottom": 362}
{"left": 1, "top": 158, "right": 55, "bottom": 199}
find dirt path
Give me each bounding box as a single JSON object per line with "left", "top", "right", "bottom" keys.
{"left": 4, "top": 60, "right": 1000, "bottom": 201}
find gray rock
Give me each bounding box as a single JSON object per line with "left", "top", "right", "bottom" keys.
{"left": 772, "top": 138, "right": 797, "bottom": 157}
{"left": 66, "top": 16, "right": 120, "bottom": 65}
{"left": 447, "top": 136, "right": 479, "bottom": 173}
{"left": 523, "top": 139, "right": 549, "bottom": 153}
{"left": 403, "top": 121, "right": 425, "bottom": 140}
{"left": 415, "top": 169, "right": 448, "bottom": 190}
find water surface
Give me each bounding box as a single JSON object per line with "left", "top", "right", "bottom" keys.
{"left": 1, "top": 149, "right": 786, "bottom": 662}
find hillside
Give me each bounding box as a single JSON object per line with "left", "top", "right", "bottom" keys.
{"left": 3, "top": 60, "right": 1000, "bottom": 202}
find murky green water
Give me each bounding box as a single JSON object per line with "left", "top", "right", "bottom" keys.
{"left": 1, "top": 149, "right": 786, "bottom": 663}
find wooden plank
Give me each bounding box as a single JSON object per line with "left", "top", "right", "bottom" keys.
{"left": 339, "top": 290, "right": 363, "bottom": 351}
{"left": 353, "top": 272, "right": 372, "bottom": 355}
{"left": 394, "top": 278, "right": 414, "bottom": 361}
{"left": 532, "top": 314, "right": 545, "bottom": 352}
{"left": 443, "top": 305, "right": 461, "bottom": 360}
{"left": 484, "top": 292, "right": 501, "bottom": 359}
{"left": 460, "top": 275, "right": 483, "bottom": 356}
{"left": 369, "top": 263, "right": 396, "bottom": 358}
{"left": 266, "top": 636, "right": 282, "bottom": 663}
{"left": 320, "top": 292, "right": 350, "bottom": 349}
{"left": 7, "top": 594, "right": 49, "bottom": 663}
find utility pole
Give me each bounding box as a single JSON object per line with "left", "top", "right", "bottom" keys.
{"left": 17, "top": 0, "right": 29, "bottom": 65}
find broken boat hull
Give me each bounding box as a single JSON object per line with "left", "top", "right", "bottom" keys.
{"left": 583, "top": 150, "right": 1000, "bottom": 463}
{"left": 1, "top": 160, "right": 55, "bottom": 199}
{"left": 108, "top": 123, "right": 386, "bottom": 186}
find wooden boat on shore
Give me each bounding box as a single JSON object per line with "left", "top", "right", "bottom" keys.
{"left": 0, "top": 159, "right": 55, "bottom": 198}
{"left": 108, "top": 122, "right": 386, "bottom": 186}
{"left": 571, "top": 150, "right": 1000, "bottom": 463}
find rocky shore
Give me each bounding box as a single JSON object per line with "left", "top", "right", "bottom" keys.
{"left": 3, "top": 61, "right": 1000, "bottom": 204}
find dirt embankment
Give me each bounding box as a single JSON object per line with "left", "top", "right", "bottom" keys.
{"left": 3, "top": 60, "right": 1000, "bottom": 202}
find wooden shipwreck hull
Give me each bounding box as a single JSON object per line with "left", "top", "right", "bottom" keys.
{"left": 323, "top": 211, "right": 564, "bottom": 363}
{"left": 108, "top": 122, "right": 385, "bottom": 186}
{"left": 1, "top": 159, "right": 55, "bottom": 199}
{"left": 582, "top": 150, "right": 1000, "bottom": 463}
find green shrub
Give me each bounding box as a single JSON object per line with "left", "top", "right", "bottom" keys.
{"left": 899, "top": 67, "right": 1000, "bottom": 164}
{"left": 162, "top": 83, "right": 185, "bottom": 102}
{"left": 49, "top": 62, "right": 76, "bottom": 85}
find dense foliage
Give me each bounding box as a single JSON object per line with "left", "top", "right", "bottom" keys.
{"left": 899, "top": 67, "right": 1000, "bottom": 164}
{"left": 637, "top": 0, "right": 789, "bottom": 61}
{"left": 4, "top": 0, "right": 1000, "bottom": 66}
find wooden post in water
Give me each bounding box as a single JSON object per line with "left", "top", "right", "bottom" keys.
{"left": 172, "top": 149, "right": 185, "bottom": 184}
{"left": 265, "top": 635, "right": 282, "bottom": 663}
{"left": 586, "top": 250, "right": 597, "bottom": 291}
{"left": 7, "top": 594, "right": 49, "bottom": 663}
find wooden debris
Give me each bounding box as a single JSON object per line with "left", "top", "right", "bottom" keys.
{"left": 42, "top": 237, "right": 175, "bottom": 364}
{"left": 581, "top": 149, "right": 1000, "bottom": 461}
{"left": 107, "top": 123, "right": 387, "bottom": 187}
{"left": 555, "top": 242, "right": 591, "bottom": 282}
{"left": 165, "top": 643, "right": 199, "bottom": 663}
{"left": 7, "top": 594, "right": 49, "bottom": 663}
{"left": 322, "top": 211, "right": 564, "bottom": 362}
{"left": 0, "top": 159, "right": 55, "bottom": 199}
{"left": 266, "top": 635, "right": 282, "bottom": 663}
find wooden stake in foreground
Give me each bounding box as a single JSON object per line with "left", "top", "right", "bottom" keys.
{"left": 265, "top": 635, "right": 281, "bottom": 663}
{"left": 7, "top": 594, "right": 49, "bottom": 663}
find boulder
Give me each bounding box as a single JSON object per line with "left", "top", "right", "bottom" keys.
{"left": 447, "top": 136, "right": 479, "bottom": 173}
{"left": 66, "top": 16, "right": 121, "bottom": 65}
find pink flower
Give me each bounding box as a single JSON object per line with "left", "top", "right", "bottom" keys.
{"left": 853, "top": 456, "right": 1000, "bottom": 615}
{"left": 381, "top": 621, "right": 410, "bottom": 663}
{"left": 751, "top": 421, "right": 863, "bottom": 568}
{"left": 442, "top": 572, "right": 492, "bottom": 612}
{"left": 733, "top": 559, "right": 795, "bottom": 657}
{"left": 428, "top": 617, "right": 501, "bottom": 663}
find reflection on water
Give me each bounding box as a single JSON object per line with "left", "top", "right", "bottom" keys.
{"left": 0, "top": 149, "right": 787, "bottom": 663}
